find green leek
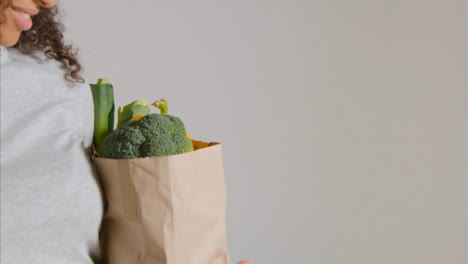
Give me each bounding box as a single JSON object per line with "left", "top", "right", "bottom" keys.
{"left": 90, "top": 78, "right": 115, "bottom": 155}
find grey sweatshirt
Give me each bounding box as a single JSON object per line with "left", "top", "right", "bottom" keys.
{"left": 0, "top": 45, "right": 103, "bottom": 263}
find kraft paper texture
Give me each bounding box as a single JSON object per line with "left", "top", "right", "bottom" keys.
{"left": 92, "top": 142, "right": 231, "bottom": 264}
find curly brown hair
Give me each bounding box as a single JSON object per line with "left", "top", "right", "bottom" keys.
{"left": 1, "top": 1, "right": 84, "bottom": 83}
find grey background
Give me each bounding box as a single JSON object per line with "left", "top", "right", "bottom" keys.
{"left": 61, "top": 1, "right": 468, "bottom": 263}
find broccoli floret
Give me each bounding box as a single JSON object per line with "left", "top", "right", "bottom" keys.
{"left": 100, "top": 113, "right": 194, "bottom": 159}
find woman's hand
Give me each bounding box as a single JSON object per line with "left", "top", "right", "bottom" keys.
{"left": 237, "top": 261, "right": 250, "bottom": 264}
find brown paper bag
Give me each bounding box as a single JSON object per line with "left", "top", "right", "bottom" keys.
{"left": 92, "top": 141, "right": 231, "bottom": 264}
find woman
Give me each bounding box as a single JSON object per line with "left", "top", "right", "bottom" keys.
{"left": 0, "top": 0, "right": 250, "bottom": 263}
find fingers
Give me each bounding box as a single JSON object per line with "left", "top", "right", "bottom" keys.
{"left": 237, "top": 261, "right": 251, "bottom": 264}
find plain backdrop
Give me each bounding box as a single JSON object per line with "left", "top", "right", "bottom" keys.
{"left": 61, "top": 1, "right": 467, "bottom": 263}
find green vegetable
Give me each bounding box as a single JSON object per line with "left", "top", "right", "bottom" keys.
{"left": 117, "top": 100, "right": 151, "bottom": 128}
{"left": 90, "top": 78, "right": 115, "bottom": 155}
{"left": 100, "top": 99, "right": 194, "bottom": 159}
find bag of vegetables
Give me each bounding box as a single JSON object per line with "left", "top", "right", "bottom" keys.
{"left": 90, "top": 79, "right": 231, "bottom": 264}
